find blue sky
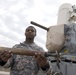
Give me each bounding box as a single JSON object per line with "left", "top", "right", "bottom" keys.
{"left": 0, "top": 0, "right": 76, "bottom": 51}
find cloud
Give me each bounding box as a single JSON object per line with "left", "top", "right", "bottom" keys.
{"left": 0, "top": 0, "right": 76, "bottom": 51}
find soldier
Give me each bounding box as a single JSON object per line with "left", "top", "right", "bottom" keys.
{"left": 0, "top": 26, "right": 52, "bottom": 75}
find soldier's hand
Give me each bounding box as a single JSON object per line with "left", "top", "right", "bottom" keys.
{"left": 34, "top": 52, "right": 49, "bottom": 67}
{"left": 0, "top": 50, "right": 12, "bottom": 62}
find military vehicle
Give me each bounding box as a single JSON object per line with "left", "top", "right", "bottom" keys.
{"left": 31, "top": 3, "right": 76, "bottom": 75}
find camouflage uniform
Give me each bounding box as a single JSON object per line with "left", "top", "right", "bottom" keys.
{"left": 4, "top": 41, "right": 52, "bottom": 75}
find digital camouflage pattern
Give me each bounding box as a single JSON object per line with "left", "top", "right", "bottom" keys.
{"left": 4, "top": 41, "right": 52, "bottom": 75}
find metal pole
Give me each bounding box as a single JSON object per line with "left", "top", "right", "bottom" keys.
{"left": 30, "top": 21, "right": 49, "bottom": 31}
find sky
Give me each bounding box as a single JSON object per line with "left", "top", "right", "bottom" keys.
{"left": 0, "top": 0, "right": 76, "bottom": 51}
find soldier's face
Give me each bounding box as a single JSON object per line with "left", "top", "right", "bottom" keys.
{"left": 25, "top": 27, "right": 36, "bottom": 39}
